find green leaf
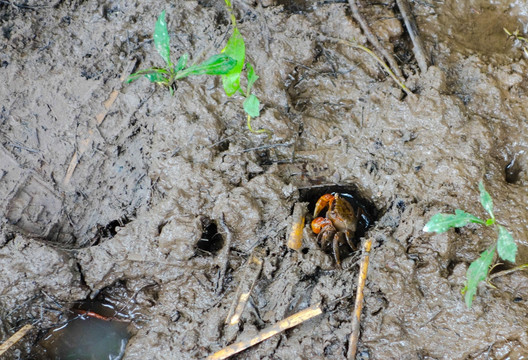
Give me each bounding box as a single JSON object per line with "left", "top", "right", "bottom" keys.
{"left": 154, "top": 11, "right": 172, "bottom": 67}
{"left": 126, "top": 68, "right": 168, "bottom": 83}
{"left": 246, "top": 63, "right": 259, "bottom": 94}
{"left": 145, "top": 72, "right": 167, "bottom": 84}
{"left": 221, "top": 28, "right": 245, "bottom": 96}
{"left": 479, "top": 181, "right": 494, "bottom": 221}
{"left": 174, "top": 53, "right": 189, "bottom": 72}
{"left": 497, "top": 225, "right": 517, "bottom": 263}
{"left": 126, "top": 73, "right": 144, "bottom": 83}
{"left": 243, "top": 94, "right": 260, "bottom": 117}
{"left": 176, "top": 54, "right": 237, "bottom": 79}
{"left": 423, "top": 209, "right": 485, "bottom": 233}
{"left": 463, "top": 245, "right": 496, "bottom": 308}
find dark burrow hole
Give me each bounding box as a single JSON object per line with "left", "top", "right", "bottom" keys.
{"left": 196, "top": 217, "right": 224, "bottom": 256}
{"left": 97, "top": 215, "right": 132, "bottom": 239}
{"left": 274, "top": 0, "right": 326, "bottom": 13}
{"left": 298, "top": 185, "right": 378, "bottom": 263}
{"left": 32, "top": 283, "right": 136, "bottom": 359}
{"left": 505, "top": 156, "right": 522, "bottom": 184}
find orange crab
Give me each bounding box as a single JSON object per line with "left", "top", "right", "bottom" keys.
{"left": 311, "top": 193, "right": 359, "bottom": 267}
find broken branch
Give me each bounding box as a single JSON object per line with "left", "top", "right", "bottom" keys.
{"left": 0, "top": 324, "right": 33, "bottom": 356}
{"left": 318, "top": 35, "right": 414, "bottom": 98}
{"left": 225, "top": 250, "right": 263, "bottom": 326}
{"left": 347, "top": 0, "right": 403, "bottom": 79}
{"left": 208, "top": 303, "right": 323, "bottom": 360}
{"left": 395, "top": 0, "right": 429, "bottom": 73}
{"left": 287, "top": 202, "right": 308, "bottom": 250}
{"left": 347, "top": 238, "right": 372, "bottom": 359}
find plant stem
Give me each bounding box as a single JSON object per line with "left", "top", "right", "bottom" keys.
{"left": 223, "top": 0, "right": 238, "bottom": 30}
{"left": 353, "top": 42, "right": 413, "bottom": 96}
{"left": 247, "top": 114, "right": 271, "bottom": 137}
{"left": 489, "top": 263, "right": 528, "bottom": 280}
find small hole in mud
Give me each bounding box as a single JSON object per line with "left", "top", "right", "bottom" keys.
{"left": 255, "top": 149, "right": 273, "bottom": 166}
{"left": 216, "top": 138, "right": 230, "bottom": 153}
{"left": 275, "top": 0, "right": 315, "bottom": 13}
{"left": 96, "top": 215, "right": 132, "bottom": 240}
{"left": 298, "top": 185, "right": 377, "bottom": 264}
{"left": 505, "top": 157, "right": 522, "bottom": 184}
{"left": 196, "top": 218, "right": 224, "bottom": 256}
{"left": 443, "top": 259, "right": 459, "bottom": 278}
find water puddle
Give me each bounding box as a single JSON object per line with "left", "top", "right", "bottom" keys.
{"left": 35, "top": 298, "right": 133, "bottom": 359}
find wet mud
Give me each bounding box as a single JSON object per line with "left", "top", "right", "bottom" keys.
{"left": 1, "top": 0, "right": 528, "bottom": 359}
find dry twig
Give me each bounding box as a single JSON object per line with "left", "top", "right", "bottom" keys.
{"left": 0, "top": 324, "right": 33, "bottom": 356}
{"left": 318, "top": 35, "right": 414, "bottom": 98}
{"left": 208, "top": 303, "right": 323, "bottom": 360}
{"left": 287, "top": 202, "right": 308, "bottom": 250}
{"left": 347, "top": 0, "right": 403, "bottom": 79}
{"left": 216, "top": 214, "right": 234, "bottom": 294}
{"left": 63, "top": 59, "right": 137, "bottom": 185}
{"left": 395, "top": 0, "right": 429, "bottom": 73}
{"left": 347, "top": 238, "right": 372, "bottom": 359}
{"left": 225, "top": 250, "right": 263, "bottom": 326}
{"left": 489, "top": 263, "right": 528, "bottom": 281}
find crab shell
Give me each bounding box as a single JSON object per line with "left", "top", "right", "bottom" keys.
{"left": 311, "top": 193, "right": 359, "bottom": 266}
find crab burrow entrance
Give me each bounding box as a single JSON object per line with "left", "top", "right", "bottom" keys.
{"left": 298, "top": 185, "right": 377, "bottom": 266}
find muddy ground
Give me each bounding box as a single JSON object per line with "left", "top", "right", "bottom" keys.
{"left": 1, "top": 0, "right": 528, "bottom": 359}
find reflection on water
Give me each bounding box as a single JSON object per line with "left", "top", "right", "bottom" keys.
{"left": 38, "top": 302, "right": 131, "bottom": 360}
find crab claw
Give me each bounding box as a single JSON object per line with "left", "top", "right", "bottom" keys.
{"left": 313, "top": 193, "right": 335, "bottom": 217}
{"left": 311, "top": 217, "right": 333, "bottom": 234}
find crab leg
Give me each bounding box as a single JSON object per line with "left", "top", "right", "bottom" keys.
{"left": 343, "top": 230, "right": 357, "bottom": 251}
{"left": 311, "top": 217, "right": 332, "bottom": 234}
{"left": 333, "top": 233, "right": 345, "bottom": 268}
{"left": 313, "top": 193, "right": 335, "bottom": 217}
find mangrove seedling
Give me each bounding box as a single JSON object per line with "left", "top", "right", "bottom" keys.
{"left": 126, "top": 11, "right": 237, "bottom": 95}
{"left": 221, "top": 0, "right": 270, "bottom": 135}
{"left": 423, "top": 181, "right": 517, "bottom": 308}
{"left": 127, "top": 8, "right": 269, "bottom": 135}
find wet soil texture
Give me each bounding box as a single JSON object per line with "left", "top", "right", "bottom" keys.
{"left": 2, "top": 0, "right": 528, "bottom": 359}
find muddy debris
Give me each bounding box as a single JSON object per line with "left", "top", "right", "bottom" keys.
{"left": 2, "top": 0, "right": 528, "bottom": 359}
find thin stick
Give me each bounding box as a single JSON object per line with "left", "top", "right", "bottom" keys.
{"left": 208, "top": 303, "right": 323, "bottom": 360}
{"left": 347, "top": 238, "right": 372, "bottom": 359}
{"left": 489, "top": 263, "right": 528, "bottom": 281}
{"left": 63, "top": 59, "right": 136, "bottom": 185}
{"left": 74, "top": 309, "right": 131, "bottom": 323}
{"left": 348, "top": 0, "right": 403, "bottom": 79}
{"left": 0, "top": 324, "right": 33, "bottom": 356}
{"left": 395, "top": 0, "right": 429, "bottom": 73}
{"left": 318, "top": 35, "right": 414, "bottom": 98}
{"left": 225, "top": 251, "right": 263, "bottom": 326}
{"left": 216, "top": 214, "right": 233, "bottom": 294}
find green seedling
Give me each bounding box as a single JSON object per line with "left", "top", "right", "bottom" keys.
{"left": 127, "top": 8, "right": 269, "bottom": 136}
{"left": 221, "top": 0, "right": 270, "bottom": 135}
{"left": 423, "top": 181, "right": 517, "bottom": 308}
{"left": 504, "top": 28, "right": 528, "bottom": 57}
{"left": 127, "top": 11, "right": 237, "bottom": 95}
